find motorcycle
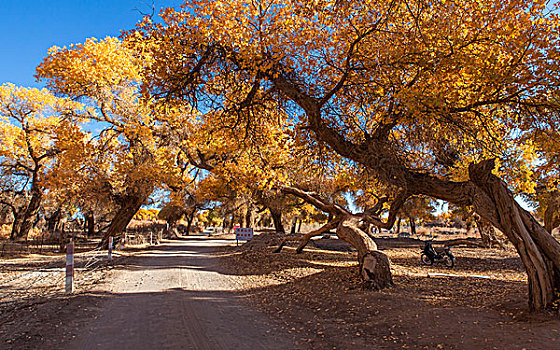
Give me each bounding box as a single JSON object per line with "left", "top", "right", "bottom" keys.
{"left": 421, "top": 240, "right": 455, "bottom": 268}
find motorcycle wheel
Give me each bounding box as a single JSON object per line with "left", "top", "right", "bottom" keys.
{"left": 444, "top": 254, "right": 455, "bottom": 268}
{"left": 421, "top": 253, "right": 433, "bottom": 266}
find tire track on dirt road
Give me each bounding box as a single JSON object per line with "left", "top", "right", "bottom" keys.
{"left": 67, "top": 237, "right": 295, "bottom": 350}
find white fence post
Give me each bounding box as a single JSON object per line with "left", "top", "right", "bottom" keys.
{"left": 65, "top": 242, "right": 74, "bottom": 294}
{"left": 108, "top": 236, "right": 113, "bottom": 260}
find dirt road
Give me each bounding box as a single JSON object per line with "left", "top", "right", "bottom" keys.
{"left": 67, "top": 237, "right": 295, "bottom": 350}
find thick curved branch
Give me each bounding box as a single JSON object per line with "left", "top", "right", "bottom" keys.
{"left": 0, "top": 199, "right": 17, "bottom": 214}
{"left": 362, "top": 190, "right": 410, "bottom": 230}
{"left": 280, "top": 185, "right": 350, "bottom": 217}
{"left": 166, "top": 45, "right": 214, "bottom": 100}
{"left": 238, "top": 72, "right": 263, "bottom": 109}
{"left": 184, "top": 149, "right": 215, "bottom": 171}
{"left": 273, "top": 219, "right": 341, "bottom": 253}
{"left": 363, "top": 196, "right": 388, "bottom": 217}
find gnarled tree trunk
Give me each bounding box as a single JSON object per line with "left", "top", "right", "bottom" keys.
{"left": 164, "top": 220, "right": 180, "bottom": 238}
{"left": 18, "top": 188, "right": 43, "bottom": 240}
{"left": 468, "top": 161, "right": 560, "bottom": 310}
{"left": 268, "top": 207, "right": 285, "bottom": 234}
{"left": 185, "top": 214, "right": 194, "bottom": 235}
{"left": 46, "top": 208, "right": 62, "bottom": 235}
{"left": 245, "top": 203, "right": 255, "bottom": 228}
{"left": 84, "top": 212, "right": 95, "bottom": 237}
{"left": 408, "top": 217, "right": 416, "bottom": 235}
{"left": 279, "top": 186, "right": 393, "bottom": 289}
{"left": 336, "top": 217, "right": 393, "bottom": 289}
{"left": 290, "top": 217, "right": 298, "bottom": 234}
{"left": 224, "top": 215, "right": 234, "bottom": 234}
{"left": 474, "top": 215, "right": 504, "bottom": 248}
{"left": 101, "top": 196, "right": 145, "bottom": 247}
{"left": 9, "top": 212, "right": 22, "bottom": 241}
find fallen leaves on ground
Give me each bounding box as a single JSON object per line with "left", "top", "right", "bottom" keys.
{"left": 219, "top": 232, "right": 560, "bottom": 349}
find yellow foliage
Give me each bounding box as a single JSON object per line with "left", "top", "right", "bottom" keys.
{"left": 126, "top": 0, "right": 560, "bottom": 204}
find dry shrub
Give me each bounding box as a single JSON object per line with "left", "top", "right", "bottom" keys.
{"left": 416, "top": 226, "right": 432, "bottom": 236}
{"left": 26, "top": 227, "right": 47, "bottom": 240}
{"left": 0, "top": 224, "right": 10, "bottom": 240}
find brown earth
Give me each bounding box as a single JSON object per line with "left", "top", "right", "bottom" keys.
{"left": 220, "top": 232, "right": 560, "bottom": 349}
{"left": 0, "top": 246, "right": 126, "bottom": 349}
{"left": 1, "top": 233, "right": 559, "bottom": 349}
{"left": 1, "top": 237, "right": 295, "bottom": 350}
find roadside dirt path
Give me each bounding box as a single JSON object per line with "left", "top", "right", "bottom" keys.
{"left": 67, "top": 237, "right": 295, "bottom": 350}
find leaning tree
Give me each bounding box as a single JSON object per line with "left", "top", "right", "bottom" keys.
{"left": 133, "top": 0, "right": 560, "bottom": 310}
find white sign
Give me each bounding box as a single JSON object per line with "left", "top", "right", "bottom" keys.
{"left": 235, "top": 227, "right": 253, "bottom": 241}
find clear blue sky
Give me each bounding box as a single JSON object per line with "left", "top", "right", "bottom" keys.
{"left": 0, "top": 0, "right": 181, "bottom": 88}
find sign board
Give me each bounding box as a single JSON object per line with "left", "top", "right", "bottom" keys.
{"left": 235, "top": 227, "right": 253, "bottom": 241}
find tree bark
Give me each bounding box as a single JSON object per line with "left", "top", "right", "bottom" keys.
{"left": 467, "top": 160, "right": 560, "bottom": 310}
{"left": 244, "top": 203, "right": 255, "bottom": 228}
{"left": 439, "top": 238, "right": 486, "bottom": 248}
{"left": 474, "top": 215, "right": 504, "bottom": 248}
{"left": 10, "top": 212, "right": 22, "bottom": 241}
{"left": 84, "top": 212, "right": 95, "bottom": 237}
{"left": 290, "top": 217, "right": 298, "bottom": 234}
{"left": 269, "top": 207, "right": 285, "bottom": 234}
{"left": 13, "top": 129, "right": 50, "bottom": 241}
{"left": 165, "top": 219, "right": 180, "bottom": 238}
{"left": 543, "top": 194, "right": 560, "bottom": 234}
{"left": 47, "top": 209, "right": 62, "bottom": 235}
{"left": 101, "top": 196, "right": 145, "bottom": 247}
{"left": 17, "top": 190, "right": 42, "bottom": 240}
{"left": 408, "top": 217, "right": 416, "bottom": 235}
{"left": 336, "top": 217, "right": 393, "bottom": 289}
{"left": 185, "top": 213, "right": 194, "bottom": 235}
{"left": 232, "top": 213, "right": 239, "bottom": 229}
{"left": 58, "top": 223, "right": 66, "bottom": 251}
{"left": 225, "top": 215, "right": 234, "bottom": 234}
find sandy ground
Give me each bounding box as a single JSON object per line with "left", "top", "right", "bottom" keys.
{"left": 64, "top": 237, "right": 295, "bottom": 350}
{"left": 0, "top": 247, "right": 121, "bottom": 349}
{"left": 2, "top": 232, "right": 560, "bottom": 349}
{"left": 218, "top": 233, "right": 560, "bottom": 349}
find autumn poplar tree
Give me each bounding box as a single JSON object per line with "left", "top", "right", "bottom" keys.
{"left": 131, "top": 0, "right": 560, "bottom": 310}
{"left": 36, "top": 37, "right": 188, "bottom": 244}
{"left": 0, "top": 84, "right": 86, "bottom": 240}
